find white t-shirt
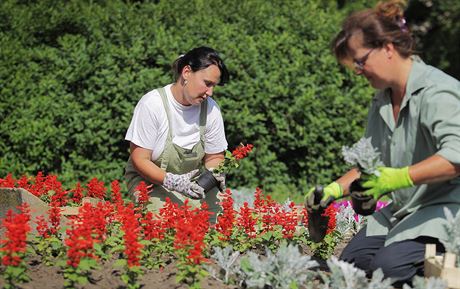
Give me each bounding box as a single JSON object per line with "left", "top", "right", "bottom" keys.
{"left": 125, "top": 84, "right": 228, "bottom": 161}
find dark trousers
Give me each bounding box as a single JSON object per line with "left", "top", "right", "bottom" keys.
{"left": 340, "top": 228, "right": 445, "bottom": 288}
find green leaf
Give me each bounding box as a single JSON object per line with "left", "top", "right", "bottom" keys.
{"left": 114, "top": 259, "right": 128, "bottom": 268}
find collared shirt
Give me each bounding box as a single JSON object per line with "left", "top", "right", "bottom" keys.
{"left": 364, "top": 57, "right": 460, "bottom": 246}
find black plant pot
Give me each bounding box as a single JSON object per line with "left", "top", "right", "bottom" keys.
{"left": 308, "top": 209, "right": 329, "bottom": 243}
{"left": 306, "top": 186, "right": 330, "bottom": 243}
{"left": 350, "top": 179, "right": 377, "bottom": 216}
{"left": 196, "top": 169, "right": 219, "bottom": 194}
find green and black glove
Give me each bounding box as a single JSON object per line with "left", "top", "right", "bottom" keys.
{"left": 362, "top": 166, "right": 414, "bottom": 199}
{"left": 305, "top": 182, "right": 343, "bottom": 211}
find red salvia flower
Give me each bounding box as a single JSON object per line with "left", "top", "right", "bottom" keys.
{"left": 324, "top": 205, "right": 338, "bottom": 235}
{"left": 141, "top": 211, "right": 165, "bottom": 241}
{"left": 16, "top": 175, "right": 29, "bottom": 189}
{"left": 64, "top": 203, "right": 102, "bottom": 267}
{"left": 278, "top": 202, "right": 299, "bottom": 239}
{"left": 35, "top": 215, "right": 51, "bottom": 239}
{"left": 253, "top": 187, "right": 265, "bottom": 210}
{"left": 26, "top": 172, "right": 46, "bottom": 197}
{"left": 135, "top": 181, "right": 150, "bottom": 207}
{"left": 232, "top": 144, "right": 254, "bottom": 160}
{"left": 50, "top": 189, "right": 68, "bottom": 207}
{"left": 71, "top": 182, "right": 84, "bottom": 204}
{"left": 159, "top": 198, "right": 181, "bottom": 231}
{"left": 215, "top": 189, "right": 236, "bottom": 241}
{"left": 173, "top": 201, "right": 211, "bottom": 264}
{"left": 0, "top": 204, "right": 31, "bottom": 266}
{"left": 118, "top": 203, "right": 143, "bottom": 267}
{"left": 237, "top": 202, "right": 257, "bottom": 238}
{"left": 86, "top": 177, "right": 107, "bottom": 200}
{"left": 300, "top": 203, "right": 337, "bottom": 235}
{"left": 214, "top": 143, "right": 254, "bottom": 174}
{"left": 44, "top": 174, "right": 64, "bottom": 196}
{"left": 0, "top": 173, "right": 16, "bottom": 188}
{"left": 110, "top": 180, "right": 124, "bottom": 207}
{"left": 47, "top": 204, "right": 62, "bottom": 236}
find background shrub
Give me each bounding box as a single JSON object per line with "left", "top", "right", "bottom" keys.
{"left": 0, "top": 0, "right": 457, "bottom": 202}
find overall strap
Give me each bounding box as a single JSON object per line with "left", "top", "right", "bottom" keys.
{"left": 158, "top": 87, "right": 173, "bottom": 170}
{"left": 199, "top": 99, "right": 207, "bottom": 144}
{"left": 158, "top": 86, "right": 208, "bottom": 171}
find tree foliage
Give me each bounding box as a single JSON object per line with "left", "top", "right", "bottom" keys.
{"left": 1, "top": 0, "right": 457, "bottom": 200}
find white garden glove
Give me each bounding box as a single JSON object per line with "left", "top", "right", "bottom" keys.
{"left": 163, "top": 169, "right": 205, "bottom": 199}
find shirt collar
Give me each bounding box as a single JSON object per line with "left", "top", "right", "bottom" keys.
{"left": 374, "top": 56, "right": 427, "bottom": 108}
{"left": 404, "top": 56, "right": 427, "bottom": 98}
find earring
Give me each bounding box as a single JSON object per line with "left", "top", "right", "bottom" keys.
{"left": 184, "top": 80, "right": 188, "bottom": 85}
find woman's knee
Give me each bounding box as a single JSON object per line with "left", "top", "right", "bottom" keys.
{"left": 369, "top": 246, "right": 421, "bottom": 283}
{"left": 369, "top": 252, "right": 400, "bottom": 276}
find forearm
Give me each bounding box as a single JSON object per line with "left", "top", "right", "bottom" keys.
{"left": 130, "top": 142, "right": 166, "bottom": 184}
{"left": 203, "top": 152, "right": 225, "bottom": 169}
{"left": 132, "top": 157, "right": 166, "bottom": 184}
{"left": 409, "top": 154, "right": 460, "bottom": 185}
{"left": 335, "top": 168, "right": 361, "bottom": 196}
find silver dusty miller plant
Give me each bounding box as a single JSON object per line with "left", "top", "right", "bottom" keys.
{"left": 335, "top": 204, "right": 366, "bottom": 237}
{"left": 209, "top": 245, "right": 448, "bottom": 289}
{"left": 323, "top": 256, "right": 393, "bottom": 289}
{"left": 239, "top": 243, "right": 318, "bottom": 289}
{"left": 324, "top": 257, "right": 446, "bottom": 289}
{"left": 342, "top": 137, "right": 384, "bottom": 176}
{"left": 441, "top": 207, "right": 460, "bottom": 267}
{"left": 402, "top": 276, "right": 447, "bottom": 289}
{"left": 207, "top": 246, "right": 241, "bottom": 284}
{"left": 231, "top": 187, "right": 256, "bottom": 210}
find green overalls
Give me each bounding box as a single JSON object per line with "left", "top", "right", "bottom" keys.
{"left": 124, "top": 87, "right": 222, "bottom": 222}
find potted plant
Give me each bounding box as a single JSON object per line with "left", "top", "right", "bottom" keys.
{"left": 341, "top": 137, "right": 384, "bottom": 215}
{"left": 196, "top": 143, "right": 253, "bottom": 193}
{"left": 305, "top": 185, "right": 331, "bottom": 243}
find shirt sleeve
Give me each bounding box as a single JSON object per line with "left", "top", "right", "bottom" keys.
{"left": 421, "top": 85, "right": 460, "bottom": 165}
{"left": 204, "top": 98, "right": 228, "bottom": 154}
{"left": 125, "top": 95, "right": 160, "bottom": 150}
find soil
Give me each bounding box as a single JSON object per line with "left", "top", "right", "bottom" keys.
{"left": 0, "top": 239, "right": 350, "bottom": 289}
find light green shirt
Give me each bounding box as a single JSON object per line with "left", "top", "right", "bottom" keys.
{"left": 364, "top": 57, "right": 460, "bottom": 246}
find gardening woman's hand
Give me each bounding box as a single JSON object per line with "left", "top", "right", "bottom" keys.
{"left": 362, "top": 166, "right": 414, "bottom": 199}
{"left": 163, "top": 170, "right": 205, "bottom": 199}
{"left": 209, "top": 168, "right": 226, "bottom": 192}
{"left": 305, "top": 182, "right": 343, "bottom": 211}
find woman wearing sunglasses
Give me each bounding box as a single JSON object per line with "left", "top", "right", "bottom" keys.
{"left": 307, "top": 0, "right": 460, "bottom": 286}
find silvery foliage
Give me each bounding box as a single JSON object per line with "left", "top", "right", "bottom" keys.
{"left": 207, "top": 246, "right": 241, "bottom": 284}
{"left": 281, "top": 198, "right": 294, "bottom": 212}
{"left": 441, "top": 207, "right": 460, "bottom": 267}
{"left": 402, "top": 276, "right": 447, "bottom": 289}
{"left": 323, "top": 256, "right": 393, "bottom": 289}
{"left": 342, "top": 137, "right": 384, "bottom": 176}
{"left": 240, "top": 243, "right": 318, "bottom": 289}
{"left": 231, "top": 187, "right": 256, "bottom": 210}
{"left": 335, "top": 204, "right": 366, "bottom": 236}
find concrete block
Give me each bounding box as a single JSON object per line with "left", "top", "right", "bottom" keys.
{"left": 0, "top": 188, "right": 69, "bottom": 235}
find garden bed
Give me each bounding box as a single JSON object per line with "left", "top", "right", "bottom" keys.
{"left": 0, "top": 236, "right": 351, "bottom": 289}
{"left": 2, "top": 173, "right": 446, "bottom": 289}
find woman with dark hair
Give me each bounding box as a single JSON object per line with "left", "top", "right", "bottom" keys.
{"left": 124, "top": 46, "right": 230, "bottom": 220}
{"left": 305, "top": 0, "right": 460, "bottom": 286}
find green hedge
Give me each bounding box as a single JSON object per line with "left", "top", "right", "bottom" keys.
{"left": 0, "top": 0, "right": 375, "bottom": 201}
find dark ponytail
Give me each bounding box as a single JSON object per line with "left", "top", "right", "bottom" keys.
{"left": 172, "top": 46, "right": 229, "bottom": 86}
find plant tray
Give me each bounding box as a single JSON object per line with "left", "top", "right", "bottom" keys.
{"left": 425, "top": 244, "right": 460, "bottom": 289}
